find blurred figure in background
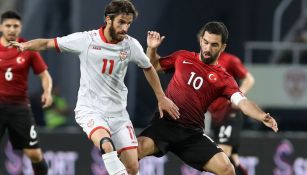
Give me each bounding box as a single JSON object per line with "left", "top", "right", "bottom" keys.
{"left": 208, "top": 52, "right": 255, "bottom": 175}
{"left": 44, "top": 86, "right": 69, "bottom": 129}
{"left": 0, "top": 10, "right": 52, "bottom": 175}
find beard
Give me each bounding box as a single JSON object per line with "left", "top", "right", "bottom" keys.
{"left": 200, "top": 51, "right": 219, "bottom": 64}
{"left": 109, "top": 22, "right": 126, "bottom": 42}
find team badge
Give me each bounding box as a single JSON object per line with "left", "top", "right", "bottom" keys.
{"left": 16, "top": 56, "right": 25, "bottom": 64}
{"left": 119, "top": 51, "right": 128, "bottom": 61}
{"left": 207, "top": 72, "right": 218, "bottom": 83}
{"left": 87, "top": 119, "right": 95, "bottom": 128}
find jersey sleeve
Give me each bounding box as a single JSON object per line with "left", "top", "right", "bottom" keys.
{"left": 30, "top": 51, "right": 48, "bottom": 74}
{"left": 229, "top": 55, "right": 248, "bottom": 79}
{"left": 55, "top": 32, "right": 91, "bottom": 54}
{"left": 222, "top": 76, "right": 242, "bottom": 99}
{"left": 129, "top": 38, "right": 152, "bottom": 69}
{"left": 159, "top": 50, "right": 182, "bottom": 71}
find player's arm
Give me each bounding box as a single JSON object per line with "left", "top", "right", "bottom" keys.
{"left": 146, "top": 31, "right": 165, "bottom": 72}
{"left": 38, "top": 70, "right": 53, "bottom": 108}
{"left": 230, "top": 92, "right": 278, "bottom": 132}
{"left": 9, "top": 39, "right": 55, "bottom": 52}
{"left": 240, "top": 72, "right": 255, "bottom": 95}
{"left": 143, "top": 66, "right": 179, "bottom": 119}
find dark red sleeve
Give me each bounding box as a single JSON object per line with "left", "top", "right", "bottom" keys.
{"left": 30, "top": 51, "right": 48, "bottom": 74}
{"left": 229, "top": 55, "right": 248, "bottom": 79}
{"left": 223, "top": 76, "right": 241, "bottom": 99}
{"left": 159, "top": 50, "right": 183, "bottom": 71}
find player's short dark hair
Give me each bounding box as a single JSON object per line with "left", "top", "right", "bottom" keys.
{"left": 198, "top": 21, "right": 228, "bottom": 44}
{"left": 1, "top": 10, "right": 22, "bottom": 23}
{"left": 104, "top": 0, "right": 138, "bottom": 20}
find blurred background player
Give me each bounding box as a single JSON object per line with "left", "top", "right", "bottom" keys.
{"left": 208, "top": 52, "right": 255, "bottom": 175}
{"left": 0, "top": 10, "right": 53, "bottom": 175}
{"left": 9, "top": 1, "right": 179, "bottom": 174}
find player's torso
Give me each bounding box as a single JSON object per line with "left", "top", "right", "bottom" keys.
{"left": 166, "top": 52, "right": 228, "bottom": 127}
{"left": 0, "top": 45, "right": 32, "bottom": 99}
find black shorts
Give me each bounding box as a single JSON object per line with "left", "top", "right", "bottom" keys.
{"left": 0, "top": 104, "right": 41, "bottom": 150}
{"left": 139, "top": 112, "right": 222, "bottom": 171}
{"left": 213, "top": 110, "right": 243, "bottom": 153}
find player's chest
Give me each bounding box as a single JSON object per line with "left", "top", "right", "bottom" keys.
{"left": 86, "top": 44, "right": 130, "bottom": 74}
{"left": 0, "top": 51, "right": 30, "bottom": 71}
{"left": 175, "top": 61, "right": 224, "bottom": 92}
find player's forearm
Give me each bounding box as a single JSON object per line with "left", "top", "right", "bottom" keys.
{"left": 238, "top": 99, "right": 266, "bottom": 122}
{"left": 143, "top": 66, "right": 165, "bottom": 100}
{"left": 146, "top": 47, "right": 161, "bottom": 71}
{"left": 24, "top": 39, "right": 55, "bottom": 51}
{"left": 240, "top": 72, "right": 255, "bottom": 95}
{"left": 39, "top": 70, "right": 53, "bottom": 95}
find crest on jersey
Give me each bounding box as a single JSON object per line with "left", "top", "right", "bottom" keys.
{"left": 16, "top": 57, "right": 25, "bottom": 64}
{"left": 87, "top": 119, "right": 95, "bottom": 128}
{"left": 119, "top": 51, "right": 128, "bottom": 61}
{"left": 207, "top": 72, "right": 218, "bottom": 83}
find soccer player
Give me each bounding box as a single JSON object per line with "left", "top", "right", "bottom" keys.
{"left": 137, "top": 21, "right": 278, "bottom": 175}
{"left": 10, "top": 1, "right": 179, "bottom": 175}
{"left": 208, "top": 52, "right": 255, "bottom": 175}
{"left": 0, "top": 11, "right": 52, "bottom": 175}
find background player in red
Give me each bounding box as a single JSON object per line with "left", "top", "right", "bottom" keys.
{"left": 208, "top": 52, "right": 255, "bottom": 175}
{"left": 137, "top": 21, "right": 278, "bottom": 175}
{"left": 0, "top": 11, "right": 52, "bottom": 175}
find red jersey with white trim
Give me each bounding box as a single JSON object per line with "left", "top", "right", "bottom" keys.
{"left": 208, "top": 52, "right": 248, "bottom": 123}
{"left": 159, "top": 50, "right": 240, "bottom": 129}
{"left": 0, "top": 38, "right": 47, "bottom": 105}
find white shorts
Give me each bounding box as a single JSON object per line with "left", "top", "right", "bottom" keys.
{"left": 75, "top": 109, "right": 138, "bottom": 153}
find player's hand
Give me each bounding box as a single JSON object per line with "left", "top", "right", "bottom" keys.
{"left": 158, "top": 96, "right": 180, "bottom": 120}
{"left": 147, "top": 31, "right": 165, "bottom": 49}
{"left": 8, "top": 41, "right": 26, "bottom": 52}
{"left": 262, "top": 113, "right": 278, "bottom": 132}
{"left": 41, "top": 92, "right": 53, "bottom": 108}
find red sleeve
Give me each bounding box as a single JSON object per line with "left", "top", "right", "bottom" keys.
{"left": 159, "top": 50, "right": 183, "bottom": 71}
{"left": 30, "top": 51, "right": 48, "bottom": 74}
{"left": 223, "top": 76, "right": 241, "bottom": 99}
{"left": 228, "top": 55, "right": 248, "bottom": 79}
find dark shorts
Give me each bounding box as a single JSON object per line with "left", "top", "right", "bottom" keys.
{"left": 213, "top": 110, "right": 243, "bottom": 153}
{"left": 0, "top": 104, "right": 40, "bottom": 150}
{"left": 139, "top": 112, "right": 222, "bottom": 171}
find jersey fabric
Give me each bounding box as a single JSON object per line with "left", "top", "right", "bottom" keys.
{"left": 159, "top": 50, "right": 240, "bottom": 129}
{"left": 55, "top": 27, "right": 152, "bottom": 117}
{"left": 0, "top": 38, "right": 47, "bottom": 105}
{"left": 208, "top": 52, "right": 248, "bottom": 124}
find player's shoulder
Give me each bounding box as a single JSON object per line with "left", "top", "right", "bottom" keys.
{"left": 18, "top": 38, "right": 27, "bottom": 43}
{"left": 124, "top": 35, "right": 140, "bottom": 44}
{"left": 220, "top": 52, "right": 241, "bottom": 62}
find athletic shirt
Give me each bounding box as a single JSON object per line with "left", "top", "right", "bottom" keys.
{"left": 54, "top": 27, "right": 152, "bottom": 116}
{"left": 0, "top": 38, "right": 47, "bottom": 105}
{"left": 208, "top": 52, "right": 248, "bottom": 124}
{"left": 159, "top": 50, "right": 240, "bottom": 129}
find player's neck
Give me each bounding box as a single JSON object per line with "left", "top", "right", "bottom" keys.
{"left": 0, "top": 36, "right": 16, "bottom": 47}
{"left": 103, "top": 27, "right": 117, "bottom": 44}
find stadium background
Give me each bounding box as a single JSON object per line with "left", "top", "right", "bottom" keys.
{"left": 0, "top": 0, "right": 307, "bottom": 174}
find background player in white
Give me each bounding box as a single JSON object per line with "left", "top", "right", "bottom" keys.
{"left": 10, "top": 1, "right": 179, "bottom": 175}
{"left": 0, "top": 10, "right": 52, "bottom": 175}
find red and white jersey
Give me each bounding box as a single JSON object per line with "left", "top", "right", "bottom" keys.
{"left": 208, "top": 52, "right": 248, "bottom": 123}
{"left": 159, "top": 50, "right": 240, "bottom": 129}
{"left": 0, "top": 38, "right": 47, "bottom": 105}
{"left": 54, "top": 27, "right": 151, "bottom": 116}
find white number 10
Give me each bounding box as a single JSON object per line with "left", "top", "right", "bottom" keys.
{"left": 187, "top": 72, "right": 203, "bottom": 90}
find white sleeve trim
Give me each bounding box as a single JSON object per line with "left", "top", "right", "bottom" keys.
{"left": 230, "top": 92, "right": 247, "bottom": 106}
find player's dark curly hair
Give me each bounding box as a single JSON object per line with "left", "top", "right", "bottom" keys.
{"left": 198, "top": 21, "right": 228, "bottom": 44}
{"left": 1, "top": 10, "right": 21, "bottom": 23}
{"left": 104, "top": 0, "right": 138, "bottom": 20}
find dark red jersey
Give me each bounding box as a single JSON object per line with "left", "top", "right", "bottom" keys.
{"left": 208, "top": 52, "right": 248, "bottom": 124}
{"left": 159, "top": 50, "right": 240, "bottom": 129}
{"left": 0, "top": 38, "right": 47, "bottom": 105}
